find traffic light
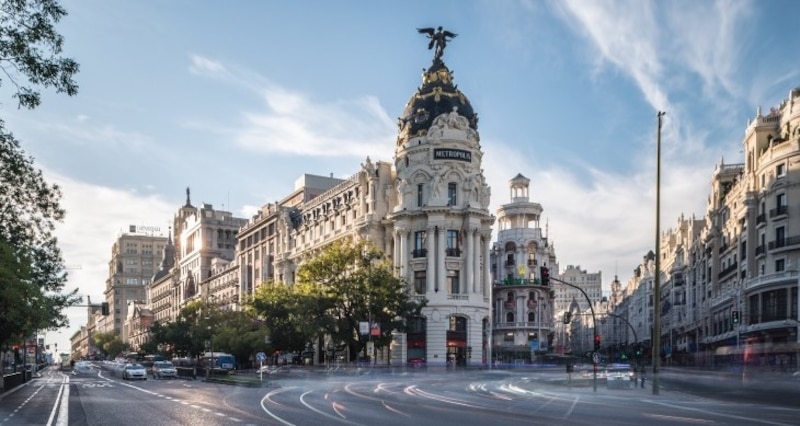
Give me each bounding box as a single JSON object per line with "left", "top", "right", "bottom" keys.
{"left": 540, "top": 266, "right": 550, "bottom": 286}
{"left": 731, "top": 310, "right": 739, "bottom": 324}
{"left": 101, "top": 302, "right": 109, "bottom": 316}
{"left": 563, "top": 312, "right": 572, "bottom": 324}
{"left": 594, "top": 335, "right": 601, "bottom": 351}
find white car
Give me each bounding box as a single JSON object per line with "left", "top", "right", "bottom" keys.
{"left": 605, "top": 364, "right": 635, "bottom": 389}
{"left": 152, "top": 361, "right": 178, "bottom": 379}
{"left": 122, "top": 363, "right": 148, "bottom": 380}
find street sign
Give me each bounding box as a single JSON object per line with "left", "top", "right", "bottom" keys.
{"left": 256, "top": 352, "right": 266, "bottom": 362}
{"left": 592, "top": 352, "right": 600, "bottom": 364}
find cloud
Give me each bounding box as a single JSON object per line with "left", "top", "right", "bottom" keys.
{"left": 187, "top": 54, "right": 397, "bottom": 158}
{"left": 46, "top": 170, "right": 176, "bottom": 355}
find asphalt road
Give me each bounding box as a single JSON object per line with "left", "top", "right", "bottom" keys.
{"left": 3, "top": 365, "right": 799, "bottom": 425}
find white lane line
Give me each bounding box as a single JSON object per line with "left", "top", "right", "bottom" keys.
{"left": 645, "top": 399, "right": 796, "bottom": 426}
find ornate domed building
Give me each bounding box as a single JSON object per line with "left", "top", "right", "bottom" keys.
{"left": 387, "top": 29, "right": 495, "bottom": 367}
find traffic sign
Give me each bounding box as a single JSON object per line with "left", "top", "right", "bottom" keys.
{"left": 256, "top": 352, "right": 266, "bottom": 362}
{"left": 591, "top": 352, "right": 600, "bottom": 364}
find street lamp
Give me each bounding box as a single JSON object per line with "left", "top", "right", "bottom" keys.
{"left": 652, "top": 110, "right": 666, "bottom": 395}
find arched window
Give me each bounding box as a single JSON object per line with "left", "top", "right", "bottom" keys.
{"left": 506, "top": 292, "right": 515, "bottom": 302}
{"left": 505, "top": 312, "right": 514, "bottom": 323}
{"left": 528, "top": 312, "right": 535, "bottom": 322}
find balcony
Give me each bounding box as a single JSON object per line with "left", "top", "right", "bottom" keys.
{"left": 767, "top": 235, "right": 800, "bottom": 251}
{"left": 756, "top": 213, "right": 766, "bottom": 226}
{"left": 755, "top": 245, "right": 765, "bottom": 256}
{"left": 412, "top": 248, "right": 427, "bottom": 258}
{"left": 505, "top": 260, "right": 516, "bottom": 267}
{"left": 769, "top": 205, "right": 788, "bottom": 218}
{"left": 498, "top": 277, "right": 541, "bottom": 286}
{"left": 445, "top": 248, "right": 462, "bottom": 257}
{"left": 717, "top": 261, "right": 738, "bottom": 279}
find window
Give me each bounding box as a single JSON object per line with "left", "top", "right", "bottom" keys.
{"left": 417, "top": 183, "right": 424, "bottom": 207}
{"left": 505, "top": 313, "right": 514, "bottom": 324}
{"left": 414, "top": 271, "right": 426, "bottom": 294}
{"left": 413, "top": 231, "right": 427, "bottom": 257}
{"left": 504, "top": 331, "right": 513, "bottom": 342}
{"left": 776, "top": 258, "right": 785, "bottom": 272}
{"left": 777, "top": 163, "right": 786, "bottom": 177}
{"left": 446, "top": 230, "right": 460, "bottom": 256}
{"left": 777, "top": 193, "right": 787, "bottom": 207}
{"left": 448, "top": 270, "right": 460, "bottom": 294}
{"left": 447, "top": 182, "right": 457, "bottom": 206}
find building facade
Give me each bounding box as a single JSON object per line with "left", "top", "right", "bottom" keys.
{"left": 103, "top": 230, "right": 166, "bottom": 338}
{"left": 490, "top": 174, "right": 557, "bottom": 363}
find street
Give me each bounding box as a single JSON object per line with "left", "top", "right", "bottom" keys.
{"left": 2, "top": 364, "right": 799, "bottom": 425}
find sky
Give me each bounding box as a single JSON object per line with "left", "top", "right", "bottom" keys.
{"left": 4, "top": 0, "right": 799, "bottom": 356}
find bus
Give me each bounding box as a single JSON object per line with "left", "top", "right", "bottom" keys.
{"left": 201, "top": 352, "right": 236, "bottom": 371}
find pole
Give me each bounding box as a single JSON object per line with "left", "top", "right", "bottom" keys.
{"left": 653, "top": 111, "right": 665, "bottom": 395}
{"left": 550, "top": 276, "right": 598, "bottom": 392}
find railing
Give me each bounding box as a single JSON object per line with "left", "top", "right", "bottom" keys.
{"left": 756, "top": 213, "right": 766, "bottom": 226}
{"left": 745, "top": 270, "right": 799, "bottom": 290}
{"left": 717, "top": 261, "right": 738, "bottom": 278}
{"left": 411, "top": 249, "right": 427, "bottom": 258}
{"left": 768, "top": 235, "right": 800, "bottom": 250}
{"left": 445, "top": 248, "right": 461, "bottom": 257}
{"left": 755, "top": 245, "right": 765, "bottom": 256}
{"left": 447, "top": 294, "right": 468, "bottom": 301}
{"left": 769, "top": 205, "right": 788, "bottom": 218}
{"left": 504, "top": 260, "right": 515, "bottom": 267}
{"left": 498, "top": 278, "right": 541, "bottom": 286}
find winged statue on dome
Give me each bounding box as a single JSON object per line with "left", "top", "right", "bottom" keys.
{"left": 417, "top": 26, "right": 457, "bottom": 61}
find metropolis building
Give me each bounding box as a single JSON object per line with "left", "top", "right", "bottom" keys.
{"left": 232, "top": 37, "right": 495, "bottom": 367}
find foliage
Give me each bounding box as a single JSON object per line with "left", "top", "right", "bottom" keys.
{"left": 249, "top": 281, "right": 320, "bottom": 356}
{"left": 250, "top": 240, "right": 425, "bottom": 362}
{"left": 211, "top": 310, "right": 267, "bottom": 369}
{"left": 0, "top": 127, "right": 79, "bottom": 346}
{"left": 0, "top": 0, "right": 80, "bottom": 348}
{"left": 91, "top": 331, "right": 128, "bottom": 359}
{"left": 0, "top": 0, "right": 80, "bottom": 109}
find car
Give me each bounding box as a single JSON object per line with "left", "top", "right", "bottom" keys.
{"left": 256, "top": 365, "right": 292, "bottom": 376}
{"left": 122, "top": 363, "right": 148, "bottom": 380}
{"left": 605, "top": 364, "right": 635, "bottom": 389}
{"left": 152, "top": 361, "right": 178, "bottom": 379}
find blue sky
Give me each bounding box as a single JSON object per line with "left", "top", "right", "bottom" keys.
{"left": 5, "top": 0, "right": 798, "bottom": 354}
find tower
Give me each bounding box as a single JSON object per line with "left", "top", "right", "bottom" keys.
{"left": 388, "top": 30, "right": 494, "bottom": 367}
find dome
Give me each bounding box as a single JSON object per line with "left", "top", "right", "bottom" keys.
{"left": 398, "top": 59, "right": 478, "bottom": 143}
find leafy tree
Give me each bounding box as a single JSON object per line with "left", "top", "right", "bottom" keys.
{"left": 0, "top": 128, "right": 79, "bottom": 347}
{"left": 0, "top": 0, "right": 80, "bottom": 350}
{"left": 211, "top": 310, "right": 266, "bottom": 369}
{"left": 249, "top": 281, "right": 318, "bottom": 357}
{"left": 0, "top": 0, "right": 80, "bottom": 109}
{"left": 295, "top": 239, "right": 425, "bottom": 362}
{"left": 91, "top": 331, "right": 128, "bottom": 359}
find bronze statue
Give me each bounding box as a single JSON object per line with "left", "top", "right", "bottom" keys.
{"left": 417, "top": 26, "right": 457, "bottom": 61}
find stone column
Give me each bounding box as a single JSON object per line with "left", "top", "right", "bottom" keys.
{"left": 437, "top": 227, "right": 446, "bottom": 294}
{"left": 472, "top": 229, "right": 480, "bottom": 294}
{"left": 399, "top": 228, "right": 408, "bottom": 280}
{"left": 466, "top": 227, "right": 474, "bottom": 294}
{"left": 427, "top": 226, "right": 436, "bottom": 293}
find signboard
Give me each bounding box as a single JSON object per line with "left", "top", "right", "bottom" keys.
{"left": 359, "top": 321, "right": 369, "bottom": 335}
{"left": 256, "top": 352, "right": 266, "bottom": 362}
{"left": 433, "top": 148, "right": 472, "bottom": 162}
{"left": 370, "top": 323, "right": 381, "bottom": 337}
{"left": 530, "top": 340, "right": 539, "bottom": 351}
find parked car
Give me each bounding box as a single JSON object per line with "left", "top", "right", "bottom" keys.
{"left": 122, "top": 363, "right": 147, "bottom": 380}
{"left": 152, "top": 361, "right": 178, "bottom": 379}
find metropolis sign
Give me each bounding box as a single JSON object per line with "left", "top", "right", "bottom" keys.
{"left": 433, "top": 148, "right": 471, "bottom": 162}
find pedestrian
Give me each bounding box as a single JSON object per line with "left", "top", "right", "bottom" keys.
{"left": 639, "top": 364, "right": 646, "bottom": 388}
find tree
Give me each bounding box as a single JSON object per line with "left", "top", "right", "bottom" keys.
{"left": 0, "top": 0, "right": 80, "bottom": 109}
{"left": 0, "top": 0, "right": 80, "bottom": 350}
{"left": 0, "top": 128, "right": 79, "bottom": 347}
{"left": 249, "top": 280, "right": 319, "bottom": 358}
{"left": 91, "top": 331, "right": 128, "bottom": 360}
{"left": 295, "top": 239, "right": 425, "bottom": 362}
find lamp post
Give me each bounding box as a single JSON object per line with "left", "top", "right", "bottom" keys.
{"left": 652, "top": 110, "right": 666, "bottom": 395}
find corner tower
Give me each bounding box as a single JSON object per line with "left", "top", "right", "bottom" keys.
{"left": 388, "top": 28, "right": 494, "bottom": 367}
